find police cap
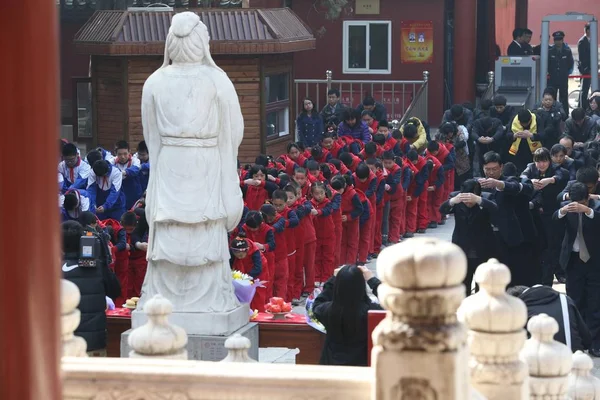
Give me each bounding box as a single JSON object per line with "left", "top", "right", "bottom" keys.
{"left": 552, "top": 31, "right": 565, "bottom": 40}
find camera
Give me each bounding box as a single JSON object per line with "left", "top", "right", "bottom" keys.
{"left": 78, "top": 231, "right": 99, "bottom": 268}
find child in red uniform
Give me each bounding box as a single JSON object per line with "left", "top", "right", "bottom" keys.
{"left": 293, "top": 168, "right": 312, "bottom": 200}
{"left": 310, "top": 145, "right": 332, "bottom": 164}
{"left": 425, "top": 141, "right": 446, "bottom": 228}
{"left": 101, "top": 217, "right": 128, "bottom": 306}
{"left": 353, "top": 163, "right": 377, "bottom": 261}
{"left": 230, "top": 235, "right": 269, "bottom": 312}
{"left": 241, "top": 211, "right": 276, "bottom": 299}
{"left": 382, "top": 151, "right": 404, "bottom": 244}
{"left": 329, "top": 183, "right": 343, "bottom": 267}
{"left": 354, "top": 182, "right": 373, "bottom": 265}
{"left": 433, "top": 136, "right": 456, "bottom": 224}
{"left": 360, "top": 141, "right": 384, "bottom": 160}
{"left": 321, "top": 132, "right": 346, "bottom": 159}
{"left": 290, "top": 183, "right": 316, "bottom": 303}
{"left": 281, "top": 143, "right": 308, "bottom": 176}
{"left": 339, "top": 151, "right": 362, "bottom": 173}
{"left": 366, "top": 158, "right": 386, "bottom": 256}
{"left": 404, "top": 150, "right": 432, "bottom": 237}
{"left": 243, "top": 164, "right": 279, "bottom": 211}
{"left": 331, "top": 175, "right": 363, "bottom": 265}
{"left": 306, "top": 160, "right": 326, "bottom": 184}
{"left": 284, "top": 184, "right": 306, "bottom": 303}
{"left": 121, "top": 211, "right": 148, "bottom": 299}
{"left": 269, "top": 191, "right": 299, "bottom": 300}
{"left": 310, "top": 182, "right": 336, "bottom": 286}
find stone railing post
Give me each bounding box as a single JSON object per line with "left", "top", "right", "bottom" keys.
{"left": 221, "top": 333, "right": 257, "bottom": 363}
{"left": 372, "top": 237, "right": 470, "bottom": 400}
{"left": 128, "top": 294, "right": 188, "bottom": 359}
{"left": 61, "top": 279, "right": 87, "bottom": 357}
{"left": 521, "top": 313, "right": 573, "bottom": 399}
{"left": 458, "top": 259, "right": 529, "bottom": 400}
{"left": 568, "top": 351, "right": 600, "bottom": 399}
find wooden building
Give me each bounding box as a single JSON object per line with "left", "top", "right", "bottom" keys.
{"left": 73, "top": 7, "right": 314, "bottom": 162}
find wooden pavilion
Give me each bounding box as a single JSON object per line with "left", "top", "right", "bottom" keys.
{"left": 74, "top": 7, "right": 315, "bottom": 161}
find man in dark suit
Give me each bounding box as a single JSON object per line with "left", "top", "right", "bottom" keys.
{"left": 440, "top": 179, "right": 498, "bottom": 296}
{"left": 554, "top": 182, "right": 600, "bottom": 356}
{"left": 577, "top": 24, "right": 592, "bottom": 110}
{"left": 478, "top": 151, "right": 537, "bottom": 286}
{"left": 557, "top": 166, "right": 600, "bottom": 203}
{"left": 507, "top": 28, "right": 533, "bottom": 56}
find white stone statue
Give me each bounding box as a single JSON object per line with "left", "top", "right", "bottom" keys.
{"left": 138, "top": 12, "right": 245, "bottom": 329}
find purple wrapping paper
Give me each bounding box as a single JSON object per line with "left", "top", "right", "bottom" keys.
{"left": 232, "top": 279, "right": 265, "bottom": 304}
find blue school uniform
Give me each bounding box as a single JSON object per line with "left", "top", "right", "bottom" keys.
{"left": 60, "top": 189, "right": 93, "bottom": 222}
{"left": 86, "top": 164, "right": 126, "bottom": 221}
{"left": 58, "top": 157, "right": 92, "bottom": 192}
{"left": 112, "top": 156, "right": 143, "bottom": 210}
{"left": 134, "top": 153, "right": 150, "bottom": 193}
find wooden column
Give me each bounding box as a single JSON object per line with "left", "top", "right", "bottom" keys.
{"left": 0, "top": 2, "right": 61, "bottom": 400}
{"left": 453, "top": 0, "right": 478, "bottom": 104}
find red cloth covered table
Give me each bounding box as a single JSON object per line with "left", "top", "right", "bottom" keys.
{"left": 105, "top": 309, "right": 324, "bottom": 364}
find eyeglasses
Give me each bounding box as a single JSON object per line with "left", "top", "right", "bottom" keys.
{"left": 483, "top": 166, "right": 501, "bottom": 173}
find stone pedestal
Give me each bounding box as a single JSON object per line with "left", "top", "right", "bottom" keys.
{"left": 121, "top": 322, "right": 259, "bottom": 362}
{"left": 131, "top": 304, "right": 250, "bottom": 336}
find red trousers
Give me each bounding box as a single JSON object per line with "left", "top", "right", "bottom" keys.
{"left": 273, "top": 257, "right": 289, "bottom": 300}
{"left": 114, "top": 250, "right": 129, "bottom": 306}
{"left": 427, "top": 186, "right": 444, "bottom": 224}
{"left": 265, "top": 252, "right": 275, "bottom": 299}
{"left": 405, "top": 194, "right": 419, "bottom": 233}
{"left": 373, "top": 203, "right": 384, "bottom": 253}
{"left": 333, "top": 218, "right": 343, "bottom": 268}
{"left": 388, "top": 198, "right": 403, "bottom": 243}
{"left": 127, "top": 257, "right": 147, "bottom": 299}
{"left": 286, "top": 251, "right": 296, "bottom": 302}
{"left": 293, "top": 240, "right": 316, "bottom": 297}
{"left": 250, "top": 286, "right": 267, "bottom": 312}
{"left": 369, "top": 206, "right": 377, "bottom": 254}
{"left": 358, "top": 215, "right": 374, "bottom": 263}
{"left": 417, "top": 191, "right": 429, "bottom": 230}
{"left": 314, "top": 237, "right": 335, "bottom": 283}
{"left": 289, "top": 236, "right": 305, "bottom": 300}
{"left": 341, "top": 218, "right": 360, "bottom": 264}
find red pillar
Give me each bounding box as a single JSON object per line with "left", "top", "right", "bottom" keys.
{"left": 453, "top": 0, "right": 478, "bottom": 104}
{"left": 0, "top": 2, "right": 61, "bottom": 400}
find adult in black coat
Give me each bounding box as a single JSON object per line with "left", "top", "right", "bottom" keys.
{"left": 564, "top": 108, "right": 598, "bottom": 146}
{"left": 440, "top": 179, "right": 499, "bottom": 296}
{"left": 62, "top": 220, "right": 121, "bottom": 353}
{"left": 313, "top": 264, "right": 382, "bottom": 366}
{"left": 478, "top": 152, "right": 537, "bottom": 286}
{"left": 557, "top": 166, "right": 600, "bottom": 204}
{"left": 553, "top": 182, "right": 600, "bottom": 355}
{"left": 508, "top": 285, "right": 591, "bottom": 352}
{"left": 471, "top": 117, "right": 505, "bottom": 175}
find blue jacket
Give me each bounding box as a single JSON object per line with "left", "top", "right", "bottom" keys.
{"left": 337, "top": 121, "right": 371, "bottom": 143}
{"left": 297, "top": 113, "right": 324, "bottom": 148}
{"left": 87, "top": 165, "right": 126, "bottom": 221}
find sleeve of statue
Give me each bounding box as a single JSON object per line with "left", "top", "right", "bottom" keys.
{"left": 214, "top": 71, "right": 245, "bottom": 232}
{"left": 141, "top": 77, "right": 160, "bottom": 257}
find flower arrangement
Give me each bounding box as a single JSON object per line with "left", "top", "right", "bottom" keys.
{"left": 305, "top": 288, "right": 326, "bottom": 333}
{"left": 231, "top": 270, "right": 265, "bottom": 312}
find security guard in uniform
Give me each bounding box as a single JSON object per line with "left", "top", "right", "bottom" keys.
{"left": 548, "top": 31, "right": 574, "bottom": 112}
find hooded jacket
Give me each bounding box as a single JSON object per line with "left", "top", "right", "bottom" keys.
{"left": 519, "top": 285, "right": 591, "bottom": 352}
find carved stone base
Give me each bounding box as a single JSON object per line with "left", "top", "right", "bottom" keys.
{"left": 131, "top": 304, "right": 250, "bottom": 336}
{"left": 121, "top": 322, "right": 259, "bottom": 362}
{"left": 372, "top": 345, "right": 470, "bottom": 400}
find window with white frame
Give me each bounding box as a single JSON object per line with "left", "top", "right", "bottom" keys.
{"left": 343, "top": 21, "right": 392, "bottom": 74}
{"left": 265, "top": 72, "right": 290, "bottom": 139}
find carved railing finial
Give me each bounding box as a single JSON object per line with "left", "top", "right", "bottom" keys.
{"left": 458, "top": 259, "right": 529, "bottom": 400}
{"left": 221, "top": 333, "right": 257, "bottom": 363}
{"left": 372, "top": 238, "right": 469, "bottom": 399}
{"left": 128, "top": 294, "right": 188, "bottom": 359}
{"left": 521, "top": 313, "right": 572, "bottom": 398}
{"left": 568, "top": 350, "right": 600, "bottom": 399}
{"left": 61, "top": 279, "right": 87, "bottom": 357}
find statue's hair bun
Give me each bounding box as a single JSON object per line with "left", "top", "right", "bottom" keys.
{"left": 171, "top": 12, "right": 200, "bottom": 38}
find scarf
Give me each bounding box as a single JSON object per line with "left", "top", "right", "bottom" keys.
{"left": 68, "top": 157, "right": 82, "bottom": 183}
{"left": 509, "top": 112, "right": 541, "bottom": 156}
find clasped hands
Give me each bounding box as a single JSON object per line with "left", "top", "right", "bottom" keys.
{"left": 449, "top": 192, "right": 481, "bottom": 207}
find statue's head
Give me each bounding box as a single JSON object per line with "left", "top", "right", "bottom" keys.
{"left": 162, "top": 12, "right": 220, "bottom": 71}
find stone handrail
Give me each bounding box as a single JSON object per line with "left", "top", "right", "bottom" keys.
{"left": 62, "top": 357, "right": 372, "bottom": 400}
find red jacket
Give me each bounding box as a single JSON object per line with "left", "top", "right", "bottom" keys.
{"left": 341, "top": 186, "right": 363, "bottom": 220}
{"left": 311, "top": 197, "right": 335, "bottom": 239}
{"left": 312, "top": 148, "right": 331, "bottom": 164}
{"left": 353, "top": 171, "right": 377, "bottom": 212}
{"left": 355, "top": 188, "right": 373, "bottom": 220}
{"left": 242, "top": 222, "right": 275, "bottom": 253}
{"left": 244, "top": 181, "right": 270, "bottom": 211}
{"left": 307, "top": 171, "right": 326, "bottom": 184}
{"left": 435, "top": 143, "right": 450, "bottom": 165}
{"left": 281, "top": 154, "right": 308, "bottom": 176}
{"left": 329, "top": 139, "right": 345, "bottom": 159}
{"left": 331, "top": 190, "right": 342, "bottom": 226}
{"left": 425, "top": 152, "right": 444, "bottom": 187}
{"left": 296, "top": 198, "right": 316, "bottom": 243}
{"left": 279, "top": 207, "right": 299, "bottom": 258}
{"left": 384, "top": 136, "right": 398, "bottom": 153}
{"left": 384, "top": 163, "right": 403, "bottom": 201}
{"left": 232, "top": 239, "right": 269, "bottom": 281}
{"left": 407, "top": 156, "right": 427, "bottom": 195}
{"left": 267, "top": 214, "right": 288, "bottom": 261}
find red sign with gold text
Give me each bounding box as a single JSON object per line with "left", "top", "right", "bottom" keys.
{"left": 400, "top": 21, "right": 434, "bottom": 64}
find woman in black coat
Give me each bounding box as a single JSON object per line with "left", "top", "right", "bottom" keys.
{"left": 313, "top": 264, "right": 382, "bottom": 366}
